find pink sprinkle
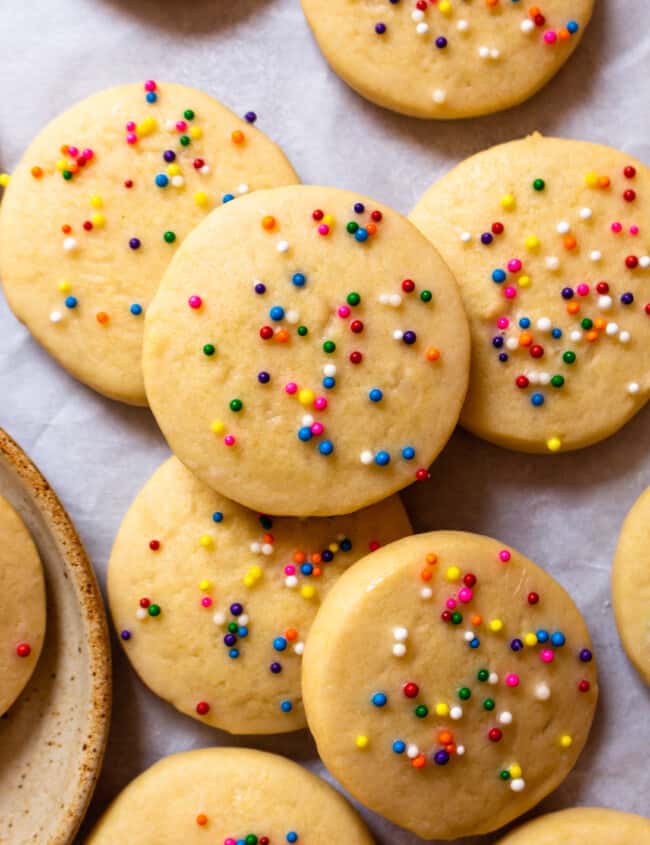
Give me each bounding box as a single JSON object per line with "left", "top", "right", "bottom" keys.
{"left": 576, "top": 283, "right": 590, "bottom": 296}
{"left": 144, "top": 80, "right": 157, "bottom": 92}
{"left": 505, "top": 673, "right": 520, "bottom": 687}
{"left": 188, "top": 295, "right": 202, "bottom": 309}
{"left": 311, "top": 422, "right": 324, "bottom": 436}
{"left": 630, "top": 225, "right": 639, "bottom": 235}
{"left": 540, "top": 648, "right": 555, "bottom": 663}
{"left": 544, "top": 30, "right": 557, "bottom": 44}
{"left": 503, "top": 286, "right": 517, "bottom": 299}
{"left": 284, "top": 565, "right": 296, "bottom": 576}
{"left": 225, "top": 839, "right": 237, "bottom": 845}
{"left": 611, "top": 221, "right": 623, "bottom": 233}
{"left": 446, "top": 598, "right": 457, "bottom": 610}
{"left": 318, "top": 224, "right": 330, "bottom": 236}
{"left": 507, "top": 258, "right": 522, "bottom": 273}
{"left": 499, "top": 549, "right": 511, "bottom": 562}
{"left": 67, "top": 146, "right": 79, "bottom": 159}
{"left": 224, "top": 435, "right": 236, "bottom": 446}
{"left": 314, "top": 397, "right": 327, "bottom": 411}
{"left": 82, "top": 148, "right": 94, "bottom": 160}
{"left": 457, "top": 587, "right": 473, "bottom": 603}
{"left": 285, "top": 382, "right": 298, "bottom": 395}
{"left": 201, "top": 597, "right": 213, "bottom": 608}
{"left": 338, "top": 305, "right": 351, "bottom": 318}
{"left": 497, "top": 317, "right": 510, "bottom": 330}
{"left": 176, "top": 120, "right": 187, "bottom": 132}
{"left": 126, "top": 133, "right": 138, "bottom": 145}
{"left": 126, "top": 121, "right": 136, "bottom": 131}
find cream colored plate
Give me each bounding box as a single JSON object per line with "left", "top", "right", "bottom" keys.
{"left": 0, "top": 429, "right": 111, "bottom": 845}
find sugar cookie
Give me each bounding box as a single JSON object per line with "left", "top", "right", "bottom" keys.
{"left": 143, "top": 185, "right": 470, "bottom": 516}
{"left": 301, "top": 1, "right": 593, "bottom": 119}
{"left": 303, "top": 531, "right": 598, "bottom": 839}
{"left": 495, "top": 807, "right": 650, "bottom": 844}
{"left": 0, "top": 81, "right": 298, "bottom": 405}
{"left": 411, "top": 135, "right": 650, "bottom": 453}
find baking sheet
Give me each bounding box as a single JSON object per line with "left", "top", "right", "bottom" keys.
{"left": 0, "top": 1, "right": 649, "bottom": 842}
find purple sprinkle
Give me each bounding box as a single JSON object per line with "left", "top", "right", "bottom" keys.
{"left": 121, "top": 630, "right": 131, "bottom": 641}
{"left": 244, "top": 111, "right": 257, "bottom": 123}
{"left": 498, "top": 353, "right": 509, "bottom": 362}
{"left": 354, "top": 202, "right": 365, "bottom": 214}
{"left": 375, "top": 22, "right": 386, "bottom": 34}
{"left": 620, "top": 292, "right": 634, "bottom": 305}
{"left": 436, "top": 36, "right": 448, "bottom": 48}
{"left": 481, "top": 232, "right": 493, "bottom": 245}
{"left": 163, "top": 150, "right": 176, "bottom": 162}
{"left": 129, "top": 237, "right": 141, "bottom": 250}
{"left": 254, "top": 283, "right": 266, "bottom": 295}
{"left": 270, "top": 662, "right": 282, "bottom": 674}
{"left": 230, "top": 602, "right": 243, "bottom": 616}
{"left": 258, "top": 371, "right": 270, "bottom": 384}
{"left": 579, "top": 648, "right": 593, "bottom": 662}
{"left": 403, "top": 330, "right": 417, "bottom": 345}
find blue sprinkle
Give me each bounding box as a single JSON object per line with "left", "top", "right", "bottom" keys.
{"left": 552, "top": 328, "right": 562, "bottom": 338}
{"left": 301, "top": 563, "right": 313, "bottom": 575}
{"left": 281, "top": 700, "right": 293, "bottom": 713}
{"left": 536, "top": 629, "right": 550, "bottom": 643}
{"left": 469, "top": 638, "right": 480, "bottom": 649}
{"left": 375, "top": 450, "right": 390, "bottom": 466}
{"left": 369, "top": 388, "right": 383, "bottom": 402}
{"left": 393, "top": 740, "right": 406, "bottom": 754}
{"left": 65, "top": 296, "right": 78, "bottom": 309}
{"left": 492, "top": 268, "right": 506, "bottom": 283}
{"left": 340, "top": 539, "right": 352, "bottom": 551}
{"left": 273, "top": 637, "right": 287, "bottom": 652}
{"left": 130, "top": 303, "right": 143, "bottom": 316}
{"left": 319, "top": 440, "right": 334, "bottom": 455}
{"left": 212, "top": 511, "right": 224, "bottom": 523}
{"left": 567, "top": 20, "right": 579, "bottom": 33}
{"left": 286, "top": 834, "right": 299, "bottom": 844}
{"left": 402, "top": 446, "right": 415, "bottom": 460}
{"left": 371, "top": 692, "right": 388, "bottom": 707}
{"left": 270, "top": 305, "right": 285, "bottom": 321}
{"left": 155, "top": 173, "right": 169, "bottom": 188}
{"left": 228, "top": 648, "right": 239, "bottom": 659}
{"left": 519, "top": 317, "right": 531, "bottom": 329}
{"left": 298, "top": 426, "right": 312, "bottom": 442}
{"left": 551, "top": 631, "right": 566, "bottom": 647}
{"left": 222, "top": 193, "right": 235, "bottom": 203}
{"left": 292, "top": 272, "right": 306, "bottom": 287}
{"left": 355, "top": 227, "right": 369, "bottom": 242}
{"left": 238, "top": 627, "right": 248, "bottom": 638}
{"left": 322, "top": 376, "right": 336, "bottom": 389}
{"left": 531, "top": 393, "right": 545, "bottom": 407}
{"left": 145, "top": 91, "right": 157, "bottom": 103}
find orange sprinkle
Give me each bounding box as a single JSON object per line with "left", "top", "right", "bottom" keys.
{"left": 594, "top": 318, "right": 607, "bottom": 330}
{"left": 445, "top": 742, "right": 457, "bottom": 754}
{"left": 196, "top": 814, "right": 208, "bottom": 827}
{"left": 60, "top": 144, "right": 69, "bottom": 155}
{"left": 231, "top": 129, "right": 245, "bottom": 145}
{"left": 420, "top": 568, "right": 433, "bottom": 582}
{"left": 438, "top": 730, "right": 453, "bottom": 745}
{"left": 31, "top": 166, "right": 43, "bottom": 179}
{"left": 261, "top": 215, "right": 276, "bottom": 231}
{"left": 529, "top": 6, "right": 541, "bottom": 17}
{"left": 598, "top": 176, "right": 611, "bottom": 189}
{"left": 61, "top": 224, "right": 72, "bottom": 234}
{"left": 312, "top": 566, "right": 322, "bottom": 577}
{"left": 366, "top": 223, "right": 377, "bottom": 236}
{"left": 518, "top": 332, "right": 533, "bottom": 347}
{"left": 426, "top": 347, "right": 441, "bottom": 362}
{"left": 68, "top": 161, "right": 79, "bottom": 174}
{"left": 412, "top": 754, "right": 427, "bottom": 769}
{"left": 426, "top": 553, "right": 437, "bottom": 565}
{"left": 312, "top": 553, "right": 322, "bottom": 565}
{"left": 96, "top": 312, "right": 109, "bottom": 324}
{"left": 471, "top": 614, "right": 482, "bottom": 626}
{"left": 563, "top": 235, "right": 577, "bottom": 250}
{"left": 486, "top": 0, "right": 499, "bottom": 7}
{"left": 294, "top": 551, "right": 306, "bottom": 564}
{"left": 285, "top": 627, "right": 298, "bottom": 641}
{"left": 586, "top": 330, "right": 599, "bottom": 342}
{"left": 263, "top": 532, "right": 274, "bottom": 545}
{"left": 275, "top": 328, "right": 290, "bottom": 343}
{"left": 558, "top": 28, "right": 571, "bottom": 41}
{"left": 567, "top": 302, "right": 580, "bottom": 315}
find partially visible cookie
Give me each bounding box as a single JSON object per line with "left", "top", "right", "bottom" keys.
{"left": 411, "top": 135, "right": 650, "bottom": 453}
{"left": 0, "top": 495, "right": 46, "bottom": 715}
{"left": 303, "top": 531, "right": 598, "bottom": 840}
{"left": 108, "top": 456, "right": 411, "bottom": 734}
{"left": 143, "top": 184, "right": 470, "bottom": 516}
{"left": 301, "top": 0, "right": 593, "bottom": 119}
{"left": 0, "top": 81, "right": 298, "bottom": 405}
{"left": 85, "top": 747, "right": 374, "bottom": 844}
{"left": 495, "top": 807, "right": 650, "bottom": 844}
{"left": 612, "top": 486, "right": 650, "bottom": 684}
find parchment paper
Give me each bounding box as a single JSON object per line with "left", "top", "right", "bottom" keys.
{"left": 0, "top": 1, "right": 648, "bottom": 842}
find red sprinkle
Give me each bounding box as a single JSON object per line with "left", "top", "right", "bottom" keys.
{"left": 16, "top": 643, "right": 31, "bottom": 658}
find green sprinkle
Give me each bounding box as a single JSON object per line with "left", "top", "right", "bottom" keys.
{"left": 581, "top": 318, "right": 593, "bottom": 330}
{"left": 246, "top": 836, "right": 258, "bottom": 845}
{"left": 346, "top": 292, "right": 361, "bottom": 306}
{"left": 458, "top": 687, "right": 471, "bottom": 701}
{"left": 563, "top": 351, "right": 577, "bottom": 364}
{"left": 183, "top": 109, "right": 195, "bottom": 120}
{"left": 477, "top": 669, "right": 489, "bottom": 682}
{"left": 533, "top": 178, "right": 546, "bottom": 191}
{"left": 260, "top": 515, "right": 273, "bottom": 530}
{"left": 179, "top": 135, "right": 190, "bottom": 146}
{"left": 227, "top": 622, "right": 238, "bottom": 633}
{"left": 420, "top": 290, "right": 432, "bottom": 303}
{"left": 483, "top": 698, "right": 495, "bottom": 711}
{"left": 148, "top": 604, "right": 161, "bottom": 617}
{"left": 451, "top": 611, "right": 462, "bottom": 625}
{"left": 551, "top": 374, "right": 565, "bottom": 388}
{"left": 346, "top": 221, "right": 359, "bottom": 234}
{"left": 229, "top": 398, "right": 243, "bottom": 412}
{"left": 202, "top": 344, "right": 216, "bottom": 357}
{"left": 62, "top": 170, "right": 73, "bottom": 180}
{"left": 297, "top": 325, "right": 308, "bottom": 336}
{"left": 163, "top": 230, "right": 177, "bottom": 243}
{"left": 499, "top": 769, "right": 511, "bottom": 780}
{"left": 414, "top": 705, "right": 429, "bottom": 718}
{"left": 323, "top": 340, "right": 336, "bottom": 354}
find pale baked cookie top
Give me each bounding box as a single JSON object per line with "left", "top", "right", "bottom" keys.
{"left": 108, "top": 456, "right": 411, "bottom": 734}
{"left": 0, "top": 494, "right": 46, "bottom": 715}
{"left": 612, "top": 485, "right": 650, "bottom": 684}
{"left": 301, "top": 0, "right": 593, "bottom": 119}
{"left": 411, "top": 135, "right": 650, "bottom": 453}
{"left": 0, "top": 81, "right": 298, "bottom": 405}
{"left": 143, "top": 185, "right": 470, "bottom": 516}
{"left": 495, "top": 807, "right": 650, "bottom": 844}
{"left": 85, "top": 747, "right": 374, "bottom": 844}
{"left": 303, "top": 531, "right": 598, "bottom": 839}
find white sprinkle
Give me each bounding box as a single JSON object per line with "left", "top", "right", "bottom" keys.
{"left": 537, "top": 317, "right": 552, "bottom": 331}
{"left": 393, "top": 627, "right": 409, "bottom": 642}
{"left": 406, "top": 744, "right": 419, "bottom": 759}
{"left": 450, "top": 706, "right": 463, "bottom": 720}
{"left": 456, "top": 745, "right": 465, "bottom": 756}
{"left": 392, "top": 643, "right": 407, "bottom": 657}
{"left": 460, "top": 231, "right": 472, "bottom": 243}
{"left": 628, "top": 382, "right": 640, "bottom": 395}
{"left": 164, "top": 119, "right": 176, "bottom": 131}
{"left": 511, "top": 778, "right": 526, "bottom": 792}
{"left": 478, "top": 46, "right": 490, "bottom": 58}
{"left": 545, "top": 256, "right": 560, "bottom": 271}
{"left": 172, "top": 175, "right": 185, "bottom": 188}
{"left": 457, "top": 19, "right": 469, "bottom": 33}
{"left": 136, "top": 608, "right": 147, "bottom": 620}
{"left": 619, "top": 330, "right": 631, "bottom": 344}
{"left": 63, "top": 236, "right": 77, "bottom": 252}
{"left": 238, "top": 614, "right": 249, "bottom": 626}
{"left": 199, "top": 165, "right": 210, "bottom": 175}
{"left": 606, "top": 323, "right": 619, "bottom": 336}
{"left": 416, "top": 22, "right": 429, "bottom": 34}
{"left": 521, "top": 19, "right": 534, "bottom": 33}
{"left": 323, "top": 363, "right": 337, "bottom": 377}
{"left": 579, "top": 207, "right": 593, "bottom": 220}
{"left": 506, "top": 337, "right": 519, "bottom": 351}
{"left": 411, "top": 9, "right": 424, "bottom": 21}
{"left": 490, "top": 48, "right": 501, "bottom": 59}
{"left": 389, "top": 294, "right": 402, "bottom": 306}
{"left": 488, "top": 672, "right": 499, "bottom": 685}
{"left": 432, "top": 88, "right": 446, "bottom": 104}
{"left": 570, "top": 330, "right": 583, "bottom": 342}
{"left": 534, "top": 682, "right": 551, "bottom": 701}
{"left": 302, "top": 417, "right": 315, "bottom": 430}
{"left": 528, "top": 372, "right": 540, "bottom": 386}
{"left": 213, "top": 611, "right": 226, "bottom": 626}
{"left": 464, "top": 631, "right": 475, "bottom": 642}
{"left": 360, "top": 450, "right": 374, "bottom": 465}
{"left": 539, "top": 372, "right": 551, "bottom": 386}
{"left": 285, "top": 309, "right": 299, "bottom": 324}
{"left": 598, "top": 295, "right": 613, "bottom": 310}
{"left": 261, "top": 543, "right": 273, "bottom": 556}
{"left": 237, "top": 183, "right": 249, "bottom": 194}
{"left": 285, "top": 576, "right": 298, "bottom": 589}
{"left": 293, "top": 642, "right": 305, "bottom": 655}
{"left": 590, "top": 250, "right": 602, "bottom": 262}
{"left": 379, "top": 294, "right": 390, "bottom": 304}
{"left": 420, "top": 586, "right": 433, "bottom": 600}
{"left": 50, "top": 310, "right": 63, "bottom": 323}
{"left": 277, "top": 240, "right": 289, "bottom": 253}
{"left": 498, "top": 711, "right": 513, "bottom": 725}
{"left": 556, "top": 221, "right": 570, "bottom": 234}
{"left": 250, "top": 541, "right": 261, "bottom": 553}
{"left": 393, "top": 329, "right": 404, "bottom": 340}
{"left": 640, "top": 256, "right": 650, "bottom": 268}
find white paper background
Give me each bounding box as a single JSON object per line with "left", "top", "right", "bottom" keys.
{"left": 1, "top": 1, "right": 649, "bottom": 842}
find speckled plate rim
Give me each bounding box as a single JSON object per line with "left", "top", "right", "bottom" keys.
{"left": 0, "top": 427, "right": 112, "bottom": 844}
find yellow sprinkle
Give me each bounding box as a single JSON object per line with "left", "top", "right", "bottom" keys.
{"left": 89, "top": 195, "right": 103, "bottom": 208}
{"left": 58, "top": 280, "right": 72, "bottom": 293}
{"left": 250, "top": 565, "right": 262, "bottom": 578}
{"left": 355, "top": 735, "right": 369, "bottom": 749}
{"left": 199, "top": 579, "right": 212, "bottom": 591}
{"left": 194, "top": 191, "right": 210, "bottom": 207}
{"left": 137, "top": 117, "right": 157, "bottom": 135}
{"left": 56, "top": 159, "right": 67, "bottom": 172}
{"left": 509, "top": 764, "right": 522, "bottom": 778}
{"left": 439, "top": 0, "right": 452, "bottom": 13}
{"left": 211, "top": 419, "right": 225, "bottom": 434}
{"left": 0, "top": 173, "right": 10, "bottom": 187}
{"left": 489, "top": 619, "right": 503, "bottom": 632}
{"left": 329, "top": 543, "right": 339, "bottom": 553}
{"left": 445, "top": 566, "right": 461, "bottom": 582}
{"left": 243, "top": 575, "right": 254, "bottom": 588}
{"left": 524, "top": 236, "right": 540, "bottom": 250}
{"left": 547, "top": 437, "right": 562, "bottom": 452}
{"left": 585, "top": 172, "right": 599, "bottom": 188}
{"left": 500, "top": 193, "right": 516, "bottom": 211}
{"left": 298, "top": 389, "right": 315, "bottom": 405}
{"left": 322, "top": 214, "right": 335, "bottom": 226}
{"left": 167, "top": 163, "right": 181, "bottom": 176}
{"left": 91, "top": 213, "right": 106, "bottom": 227}
{"left": 189, "top": 126, "right": 203, "bottom": 140}
{"left": 199, "top": 534, "right": 213, "bottom": 548}
{"left": 518, "top": 275, "right": 531, "bottom": 287}
{"left": 300, "top": 585, "right": 316, "bottom": 599}
{"left": 559, "top": 735, "right": 573, "bottom": 748}
{"left": 435, "top": 702, "right": 449, "bottom": 717}
{"left": 524, "top": 633, "right": 537, "bottom": 647}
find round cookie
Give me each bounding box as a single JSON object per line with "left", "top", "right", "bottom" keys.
{"left": 143, "top": 185, "right": 470, "bottom": 516}
{"left": 0, "top": 494, "right": 46, "bottom": 715}
{"left": 85, "top": 747, "right": 374, "bottom": 844}
{"left": 495, "top": 807, "right": 650, "bottom": 844}
{"left": 0, "top": 81, "right": 298, "bottom": 405}
{"left": 302, "top": 531, "right": 598, "bottom": 840}
{"left": 301, "top": 1, "right": 593, "bottom": 120}
{"left": 108, "top": 456, "right": 411, "bottom": 734}
{"left": 612, "top": 486, "right": 650, "bottom": 684}
{"left": 411, "top": 135, "right": 650, "bottom": 453}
